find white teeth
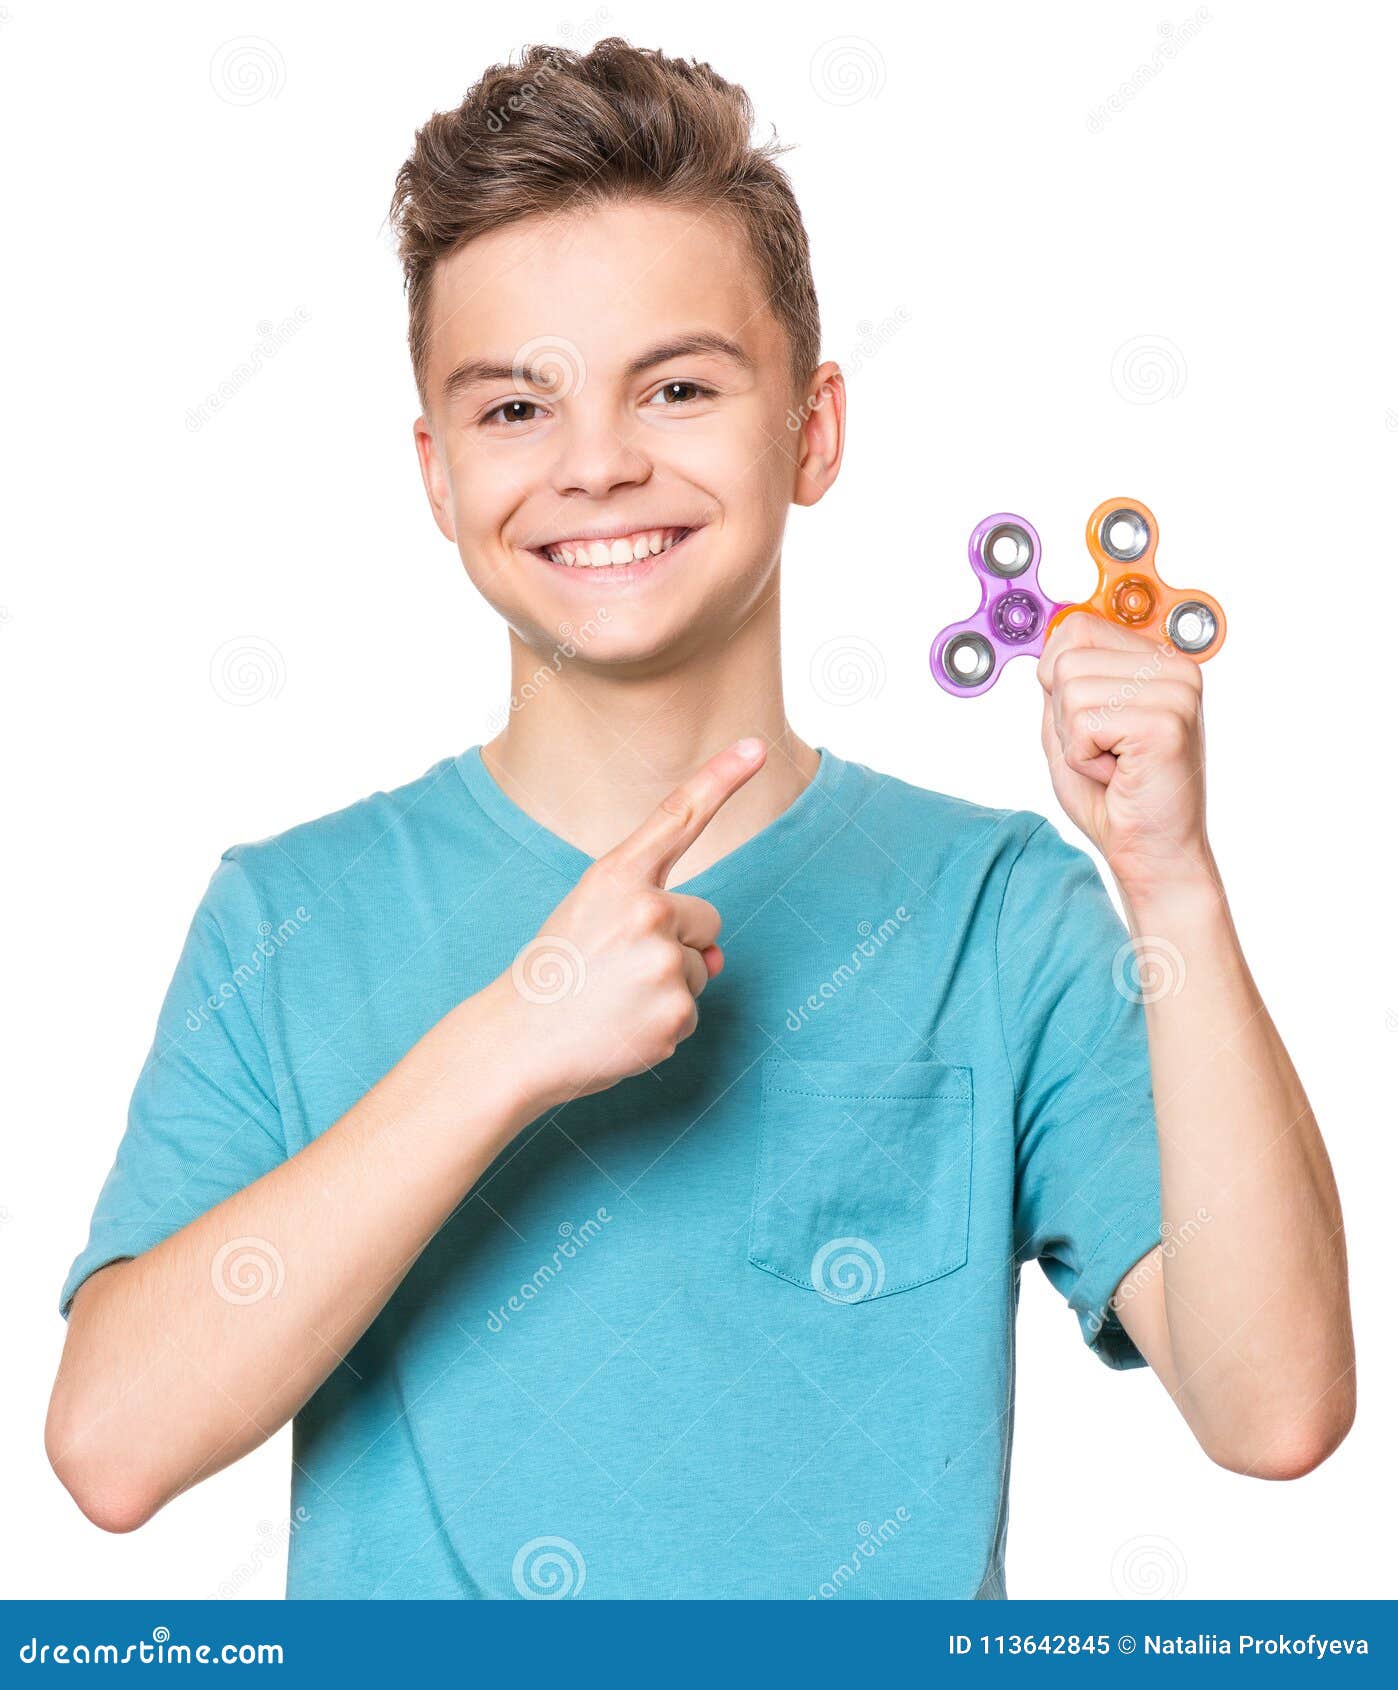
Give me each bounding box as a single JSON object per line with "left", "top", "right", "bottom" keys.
{"left": 543, "top": 526, "right": 687, "bottom": 566}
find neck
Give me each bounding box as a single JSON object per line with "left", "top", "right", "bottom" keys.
{"left": 481, "top": 589, "right": 820, "bottom": 883}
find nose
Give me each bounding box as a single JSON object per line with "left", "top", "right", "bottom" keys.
{"left": 548, "top": 404, "right": 651, "bottom": 500}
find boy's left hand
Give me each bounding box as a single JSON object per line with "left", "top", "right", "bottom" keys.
{"left": 1036, "top": 611, "right": 1214, "bottom": 907}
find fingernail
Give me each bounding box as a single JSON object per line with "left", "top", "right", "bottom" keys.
{"left": 735, "top": 737, "right": 764, "bottom": 761}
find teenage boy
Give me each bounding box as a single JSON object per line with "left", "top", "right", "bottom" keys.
{"left": 48, "top": 39, "right": 1353, "bottom": 1600}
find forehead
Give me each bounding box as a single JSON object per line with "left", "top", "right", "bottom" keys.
{"left": 423, "top": 200, "right": 782, "bottom": 394}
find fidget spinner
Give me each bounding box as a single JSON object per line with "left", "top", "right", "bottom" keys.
{"left": 930, "top": 498, "right": 1226, "bottom": 696}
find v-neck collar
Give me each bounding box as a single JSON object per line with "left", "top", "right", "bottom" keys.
{"left": 453, "top": 742, "right": 850, "bottom": 897}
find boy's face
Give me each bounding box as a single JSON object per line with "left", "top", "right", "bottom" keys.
{"left": 414, "top": 200, "right": 841, "bottom": 671}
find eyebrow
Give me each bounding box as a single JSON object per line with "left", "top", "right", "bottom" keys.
{"left": 439, "top": 332, "right": 753, "bottom": 406}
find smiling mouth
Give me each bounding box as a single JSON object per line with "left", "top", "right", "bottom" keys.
{"left": 530, "top": 525, "right": 696, "bottom": 569}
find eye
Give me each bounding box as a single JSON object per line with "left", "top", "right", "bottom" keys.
{"left": 481, "top": 398, "right": 546, "bottom": 427}
{"left": 645, "top": 380, "right": 716, "bottom": 407}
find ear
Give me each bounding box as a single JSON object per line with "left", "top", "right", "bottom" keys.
{"left": 790, "top": 360, "right": 846, "bottom": 508}
{"left": 413, "top": 414, "right": 458, "bottom": 543}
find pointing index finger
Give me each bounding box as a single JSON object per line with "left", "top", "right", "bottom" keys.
{"left": 603, "top": 738, "right": 767, "bottom": 887}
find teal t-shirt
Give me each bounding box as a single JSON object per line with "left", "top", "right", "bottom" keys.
{"left": 60, "top": 747, "right": 1161, "bottom": 1600}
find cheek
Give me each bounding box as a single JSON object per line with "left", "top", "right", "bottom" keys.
{"left": 680, "top": 414, "right": 793, "bottom": 530}
{"left": 449, "top": 438, "right": 536, "bottom": 537}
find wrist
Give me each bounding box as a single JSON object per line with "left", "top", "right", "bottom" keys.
{"left": 1115, "top": 853, "right": 1228, "bottom": 936}
{"left": 457, "top": 972, "right": 565, "bottom": 1130}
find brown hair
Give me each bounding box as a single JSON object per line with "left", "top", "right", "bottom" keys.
{"left": 388, "top": 37, "right": 821, "bottom": 409}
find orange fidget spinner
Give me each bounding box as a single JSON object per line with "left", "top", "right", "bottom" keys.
{"left": 1051, "top": 498, "right": 1226, "bottom": 658}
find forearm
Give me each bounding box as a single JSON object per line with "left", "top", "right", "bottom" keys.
{"left": 46, "top": 973, "right": 539, "bottom": 1532}
{"left": 1120, "top": 859, "right": 1354, "bottom": 1473}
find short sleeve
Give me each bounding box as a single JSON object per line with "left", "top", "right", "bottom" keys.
{"left": 997, "top": 818, "right": 1162, "bottom": 1369}
{"left": 58, "top": 852, "right": 288, "bottom": 1317}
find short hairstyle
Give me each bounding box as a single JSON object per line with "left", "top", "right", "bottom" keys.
{"left": 388, "top": 37, "right": 821, "bottom": 409}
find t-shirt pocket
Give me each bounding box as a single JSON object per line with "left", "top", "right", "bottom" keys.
{"left": 747, "top": 1056, "right": 973, "bottom": 1301}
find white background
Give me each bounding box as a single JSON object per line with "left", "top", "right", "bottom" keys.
{"left": 2, "top": 0, "right": 1394, "bottom": 1601}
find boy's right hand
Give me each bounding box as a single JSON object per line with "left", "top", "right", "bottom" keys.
{"left": 495, "top": 737, "right": 767, "bottom": 1111}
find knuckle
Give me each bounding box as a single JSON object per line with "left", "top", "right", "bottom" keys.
{"left": 644, "top": 942, "right": 678, "bottom": 985}
{"left": 1160, "top": 711, "right": 1192, "bottom": 753}
{"left": 626, "top": 894, "right": 667, "bottom": 938}
{"left": 1058, "top": 677, "right": 1089, "bottom": 716}
{"left": 588, "top": 855, "right": 628, "bottom": 893}
{"left": 659, "top": 787, "right": 694, "bottom": 828}
{"left": 636, "top": 890, "right": 670, "bottom": 930}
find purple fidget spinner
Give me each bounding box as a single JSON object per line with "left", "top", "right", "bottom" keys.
{"left": 930, "top": 514, "right": 1068, "bottom": 696}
